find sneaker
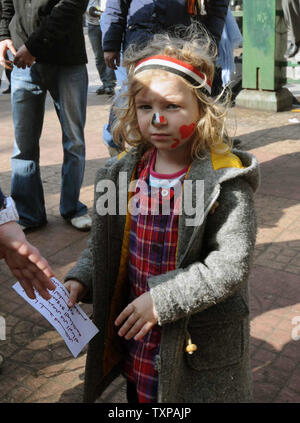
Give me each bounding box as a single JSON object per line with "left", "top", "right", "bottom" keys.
{"left": 104, "top": 87, "right": 115, "bottom": 96}
{"left": 96, "top": 86, "right": 106, "bottom": 95}
{"left": 96, "top": 86, "right": 115, "bottom": 95}
{"left": 2, "top": 86, "right": 11, "bottom": 94}
{"left": 70, "top": 214, "right": 92, "bottom": 231}
{"left": 18, "top": 221, "right": 47, "bottom": 231}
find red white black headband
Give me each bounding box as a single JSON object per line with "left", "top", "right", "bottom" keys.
{"left": 134, "top": 55, "right": 212, "bottom": 95}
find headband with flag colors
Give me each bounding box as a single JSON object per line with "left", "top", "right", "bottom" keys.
{"left": 134, "top": 55, "right": 212, "bottom": 95}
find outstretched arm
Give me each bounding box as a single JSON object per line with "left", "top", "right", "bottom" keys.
{"left": 0, "top": 221, "right": 55, "bottom": 300}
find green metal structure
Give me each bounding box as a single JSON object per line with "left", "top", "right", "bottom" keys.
{"left": 236, "top": 0, "right": 293, "bottom": 111}
{"left": 242, "top": 0, "right": 286, "bottom": 91}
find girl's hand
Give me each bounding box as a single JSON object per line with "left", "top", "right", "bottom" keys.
{"left": 64, "top": 280, "right": 87, "bottom": 308}
{"left": 115, "top": 292, "right": 158, "bottom": 341}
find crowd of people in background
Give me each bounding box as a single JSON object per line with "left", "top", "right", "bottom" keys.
{"left": 282, "top": 0, "right": 300, "bottom": 58}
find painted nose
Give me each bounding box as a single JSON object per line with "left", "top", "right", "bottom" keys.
{"left": 152, "top": 112, "right": 167, "bottom": 125}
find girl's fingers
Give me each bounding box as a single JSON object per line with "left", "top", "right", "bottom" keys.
{"left": 64, "top": 281, "right": 86, "bottom": 308}
{"left": 117, "top": 309, "right": 140, "bottom": 337}
{"left": 123, "top": 319, "right": 145, "bottom": 340}
{"left": 115, "top": 303, "right": 135, "bottom": 327}
{"left": 134, "top": 322, "right": 153, "bottom": 341}
{"left": 68, "top": 287, "right": 80, "bottom": 308}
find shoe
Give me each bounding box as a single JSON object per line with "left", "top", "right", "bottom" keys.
{"left": 96, "top": 86, "right": 106, "bottom": 95}
{"left": 18, "top": 221, "right": 47, "bottom": 231}
{"left": 2, "top": 86, "right": 11, "bottom": 94}
{"left": 96, "top": 86, "right": 115, "bottom": 96}
{"left": 0, "top": 354, "right": 3, "bottom": 370}
{"left": 104, "top": 87, "right": 115, "bottom": 96}
{"left": 70, "top": 214, "right": 92, "bottom": 231}
{"left": 285, "top": 42, "right": 299, "bottom": 59}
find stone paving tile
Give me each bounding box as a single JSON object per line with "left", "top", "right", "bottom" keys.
{"left": 1, "top": 75, "right": 300, "bottom": 403}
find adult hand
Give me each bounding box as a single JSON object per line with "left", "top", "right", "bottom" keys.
{"left": 104, "top": 51, "right": 120, "bottom": 70}
{"left": 115, "top": 292, "right": 158, "bottom": 341}
{"left": 13, "top": 44, "right": 35, "bottom": 69}
{"left": 64, "top": 280, "right": 87, "bottom": 308}
{"left": 88, "top": 6, "right": 101, "bottom": 18}
{"left": 0, "top": 39, "right": 16, "bottom": 69}
{"left": 0, "top": 221, "right": 55, "bottom": 300}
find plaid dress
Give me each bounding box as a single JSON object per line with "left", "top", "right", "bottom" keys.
{"left": 123, "top": 149, "right": 188, "bottom": 403}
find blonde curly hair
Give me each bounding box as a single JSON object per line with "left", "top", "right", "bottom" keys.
{"left": 112, "top": 23, "right": 232, "bottom": 158}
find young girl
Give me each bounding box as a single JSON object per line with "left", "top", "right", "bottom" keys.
{"left": 64, "top": 26, "right": 260, "bottom": 403}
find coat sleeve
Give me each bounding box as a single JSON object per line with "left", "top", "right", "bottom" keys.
{"left": 25, "top": 0, "right": 89, "bottom": 57}
{"left": 0, "top": 0, "right": 14, "bottom": 41}
{"left": 64, "top": 165, "right": 110, "bottom": 302}
{"left": 64, "top": 237, "right": 94, "bottom": 302}
{"left": 203, "top": 0, "right": 230, "bottom": 44}
{"left": 101, "top": 0, "right": 131, "bottom": 51}
{"left": 149, "top": 177, "right": 257, "bottom": 325}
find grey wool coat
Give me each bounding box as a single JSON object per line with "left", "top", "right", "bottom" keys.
{"left": 65, "top": 145, "right": 260, "bottom": 403}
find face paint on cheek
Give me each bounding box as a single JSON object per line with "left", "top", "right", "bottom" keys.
{"left": 179, "top": 123, "right": 196, "bottom": 140}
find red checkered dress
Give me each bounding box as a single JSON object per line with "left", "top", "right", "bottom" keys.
{"left": 123, "top": 149, "right": 188, "bottom": 403}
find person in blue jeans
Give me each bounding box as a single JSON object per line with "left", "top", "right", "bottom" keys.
{"left": 86, "top": 0, "right": 116, "bottom": 95}
{"left": 0, "top": 0, "right": 92, "bottom": 231}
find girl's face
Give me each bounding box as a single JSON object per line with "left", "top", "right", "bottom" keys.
{"left": 135, "top": 73, "right": 201, "bottom": 154}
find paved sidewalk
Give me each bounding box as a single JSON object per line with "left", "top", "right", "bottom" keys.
{"left": 0, "top": 82, "right": 300, "bottom": 402}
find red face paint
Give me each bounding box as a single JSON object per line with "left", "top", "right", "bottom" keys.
{"left": 179, "top": 123, "right": 196, "bottom": 140}
{"left": 171, "top": 138, "right": 180, "bottom": 149}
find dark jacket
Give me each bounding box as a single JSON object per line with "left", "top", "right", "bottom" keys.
{"left": 101, "top": 0, "right": 229, "bottom": 52}
{"left": 0, "top": 0, "right": 88, "bottom": 65}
